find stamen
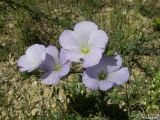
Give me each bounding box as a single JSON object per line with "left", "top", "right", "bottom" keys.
{"left": 81, "top": 48, "right": 89, "bottom": 54}
{"left": 98, "top": 72, "right": 107, "bottom": 80}
{"left": 54, "top": 64, "right": 61, "bottom": 71}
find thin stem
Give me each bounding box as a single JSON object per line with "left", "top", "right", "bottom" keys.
{"left": 99, "top": 91, "right": 107, "bottom": 118}
{"left": 126, "top": 84, "right": 130, "bottom": 120}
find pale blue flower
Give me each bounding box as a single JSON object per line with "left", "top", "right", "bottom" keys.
{"left": 18, "top": 44, "right": 46, "bottom": 72}
{"left": 82, "top": 55, "right": 129, "bottom": 91}
{"left": 59, "top": 21, "right": 108, "bottom": 68}
{"left": 40, "top": 46, "right": 70, "bottom": 85}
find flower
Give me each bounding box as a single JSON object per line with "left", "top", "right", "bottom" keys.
{"left": 17, "top": 44, "right": 46, "bottom": 72}
{"left": 82, "top": 55, "right": 129, "bottom": 91}
{"left": 59, "top": 21, "right": 108, "bottom": 68}
{"left": 40, "top": 46, "right": 70, "bottom": 85}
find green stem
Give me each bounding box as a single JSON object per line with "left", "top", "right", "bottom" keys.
{"left": 99, "top": 91, "right": 107, "bottom": 118}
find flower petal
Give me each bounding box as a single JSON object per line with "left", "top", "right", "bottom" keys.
{"left": 99, "top": 80, "right": 114, "bottom": 91}
{"left": 62, "top": 48, "right": 83, "bottom": 62}
{"left": 46, "top": 46, "right": 59, "bottom": 63}
{"left": 83, "top": 49, "right": 103, "bottom": 68}
{"left": 40, "top": 71, "right": 60, "bottom": 85}
{"left": 60, "top": 49, "right": 70, "bottom": 65}
{"left": 18, "top": 44, "right": 46, "bottom": 72}
{"left": 103, "top": 55, "right": 122, "bottom": 73}
{"left": 89, "top": 30, "right": 108, "bottom": 49}
{"left": 74, "top": 21, "right": 98, "bottom": 42}
{"left": 82, "top": 72, "right": 99, "bottom": 90}
{"left": 85, "top": 66, "right": 99, "bottom": 80}
{"left": 18, "top": 55, "right": 36, "bottom": 72}
{"left": 40, "top": 46, "right": 59, "bottom": 71}
{"left": 84, "top": 55, "right": 122, "bottom": 78}
{"left": 58, "top": 62, "right": 71, "bottom": 77}
{"left": 25, "top": 44, "right": 46, "bottom": 62}
{"left": 107, "top": 67, "right": 129, "bottom": 85}
{"left": 40, "top": 53, "right": 55, "bottom": 71}
{"left": 59, "top": 30, "right": 79, "bottom": 50}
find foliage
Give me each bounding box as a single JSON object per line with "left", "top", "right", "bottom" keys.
{"left": 0, "top": 0, "right": 160, "bottom": 120}
{"left": 153, "top": 18, "right": 160, "bottom": 32}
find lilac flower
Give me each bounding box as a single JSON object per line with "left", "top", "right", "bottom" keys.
{"left": 40, "top": 46, "right": 70, "bottom": 85}
{"left": 59, "top": 21, "right": 108, "bottom": 68}
{"left": 18, "top": 44, "right": 46, "bottom": 72}
{"left": 82, "top": 55, "right": 129, "bottom": 91}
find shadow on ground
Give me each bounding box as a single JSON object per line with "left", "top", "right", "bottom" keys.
{"left": 68, "top": 93, "right": 129, "bottom": 120}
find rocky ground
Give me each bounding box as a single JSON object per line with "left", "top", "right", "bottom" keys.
{"left": 0, "top": 0, "right": 160, "bottom": 119}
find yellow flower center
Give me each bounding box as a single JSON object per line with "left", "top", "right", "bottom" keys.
{"left": 98, "top": 72, "right": 107, "bottom": 80}
{"left": 54, "top": 64, "right": 61, "bottom": 71}
{"left": 81, "top": 47, "right": 90, "bottom": 54}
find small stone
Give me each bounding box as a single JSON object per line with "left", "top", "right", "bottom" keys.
{"left": 1, "top": 111, "right": 7, "bottom": 116}
{"left": 8, "top": 23, "right": 14, "bottom": 28}
{"left": 8, "top": 90, "right": 13, "bottom": 95}
{"left": 51, "top": 103, "right": 56, "bottom": 108}
{"left": 2, "top": 43, "right": 5, "bottom": 46}
{"left": 43, "top": 87, "right": 51, "bottom": 98}
{"left": 58, "top": 89, "right": 66, "bottom": 103}
{"left": 32, "top": 96, "right": 40, "bottom": 103}
{"left": 32, "top": 81, "right": 38, "bottom": 87}
{"left": 31, "top": 108, "right": 40, "bottom": 116}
